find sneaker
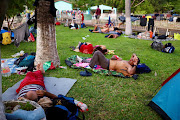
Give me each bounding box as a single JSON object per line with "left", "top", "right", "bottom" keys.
{"left": 80, "top": 69, "right": 92, "bottom": 76}
{"left": 89, "top": 29, "right": 93, "bottom": 32}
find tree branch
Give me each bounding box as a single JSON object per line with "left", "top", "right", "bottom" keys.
{"left": 131, "top": 0, "right": 136, "bottom": 6}
{"left": 133, "top": 0, "right": 145, "bottom": 8}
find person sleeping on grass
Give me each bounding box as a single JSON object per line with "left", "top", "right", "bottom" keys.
{"left": 16, "top": 63, "right": 57, "bottom": 102}
{"left": 87, "top": 50, "right": 140, "bottom": 77}
{"left": 73, "top": 42, "right": 109, "bottom": 55}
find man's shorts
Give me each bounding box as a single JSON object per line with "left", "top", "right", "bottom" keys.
{"left": 96, "top": 27, "right": 101, "bottom": 33}
{"left": 95, "top": 15, "right": 100, "bottom": 19}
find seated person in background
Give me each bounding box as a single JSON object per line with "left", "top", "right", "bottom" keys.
{"left": 89, "top": 50, "right": 140, "bottom": 77}
{"left": 16, "top": 63, "right": 57, "bottom": 101}
{"left": 69, "top": 20, "right": 78, "bottom": 29}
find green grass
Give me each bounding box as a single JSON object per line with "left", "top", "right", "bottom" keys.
{"left": 1, "top": 25, "right": 180, "bottom": 120}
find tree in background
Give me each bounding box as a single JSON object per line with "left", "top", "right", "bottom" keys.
{"left": 4, "top": 0, "right": 34, "bottom": 30}
{"left": 71, "top": 0, "right": 179, "bottom": 14}
{"left": 125, "top": 0, "right": 132, "bottom": 35}
{"left": 173, "top": 0, "right": 180, "bottom": 13}
{"left": 133, "top": 0, "right": 154, "bottom": 15}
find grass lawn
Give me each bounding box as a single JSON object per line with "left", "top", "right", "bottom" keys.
{"left": 1, "top": 25, "right": 180, "bottom": 120}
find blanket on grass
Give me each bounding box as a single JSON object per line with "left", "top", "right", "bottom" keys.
{"left": 66, "top": 55, "right": 126, "bottom": 78}
{"left": 2, "top": 77, "right": 77, "bottom": 101}
{"left": 1, "top": 58, "right": 20, "bottom": 73}
{"left": 128, "top": 35, "right": 175, "bottom": 41}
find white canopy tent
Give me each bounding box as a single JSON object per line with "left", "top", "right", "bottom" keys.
{"left": 55, "top": 1, "right": 73, "bottom": 19}
{"left": 90, "top": 5, "right": 117, "bottom": 15}
{"left": 55, "top": 1, "right": 73, "bottom": 12}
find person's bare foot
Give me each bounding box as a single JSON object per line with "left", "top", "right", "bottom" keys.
{"left": 36, "top": 63, "right": 45, "bottom": 74}
{"left": 39, "top": 63, "right": 45, "bottom": 74}
{"left": 36, "top": 64, "right": 40, "bottom": 71}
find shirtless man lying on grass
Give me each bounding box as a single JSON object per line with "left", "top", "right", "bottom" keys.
{"left": 90, "top": 22, "right": 124, "bottom": 34}
{"left": 88, "top": 50, "right": 140, "bottom": 77}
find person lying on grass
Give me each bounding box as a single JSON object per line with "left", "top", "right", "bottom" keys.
{"left": 105, "top": 30, "right": 122, "bottom": 38}
{"left": 89, "top": 24, "right": 111, "bottom": 33}
{"left": 16, "top": 63, "right": 57, "bottom": 102}
{"left": 89, "top": 22, "right": 124, "bottom": 33}
{"left": 73, "top": 42, "right": 109, "bottom": 55}
{"left": 88, "top": 50, "right": 140, "bottom": 77}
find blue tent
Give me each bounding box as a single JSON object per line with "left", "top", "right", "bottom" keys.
{"left": 149, "top": 68, "right": 180, "bottom": 120}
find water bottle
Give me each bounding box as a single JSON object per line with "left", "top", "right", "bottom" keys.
{"left": 74, "top": 100, "right": 88, "bottom": 112}
{"left": 1, "top": 60, "right": 11, "bottom": 77}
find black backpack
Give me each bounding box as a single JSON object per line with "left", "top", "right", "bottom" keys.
{"left": 45, "top": 95, "right": 85, "bottom": 120}
{"left": 162, "top": 43, "right": 175, "bottom": 53}
{"left": 136, "top": 63, "right": 151, "bottom": 74}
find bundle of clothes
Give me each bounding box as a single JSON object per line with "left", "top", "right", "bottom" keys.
{"left": 14, "top": 52, "right": 36, "bottom": 74}
{"left": 128, "top": 31, "right": 174, "bottom": 41}
{"left": 151, "top": 41, "right": 175, "bottom": 53}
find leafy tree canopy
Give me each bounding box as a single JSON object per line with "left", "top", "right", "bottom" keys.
{"left": 6, "top": 0, "right": 35, "bottom": 18}
{"left": 71, "top": 0, "right": 179, "bottom": 14}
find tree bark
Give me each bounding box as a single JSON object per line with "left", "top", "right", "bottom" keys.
{"left": 35, "top": 0, "right": 60, "bottom": 67}
{"left": 125, "top": 0, "right": 132, "bottom": 35}
{"left": 0, "top": 0, "right": 8, "bottom": 119}
{"left": 0, "top": 49, "right": 6, "bottom": 120}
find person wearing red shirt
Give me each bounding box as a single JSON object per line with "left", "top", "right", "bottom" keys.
{"left": 95, "top": 5, "right": 101, "bottom": 24}
{"left": 81, "top": 12, "right": 84, "bottom": 24}
{"left": 16, "top": 63, "right": 57, "bottom": 101}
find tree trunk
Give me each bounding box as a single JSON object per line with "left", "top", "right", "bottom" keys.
{"left": 35, "top": 0, "right": 60, "bottom": 67}
{"left": 125, "top": 0, "right": 132, "bottom": 35}
{"left": 0, "top": 0, "right": 8, "bottom": 119}
{"left": 0, "top": 49, "right": 6, "bottom": 120}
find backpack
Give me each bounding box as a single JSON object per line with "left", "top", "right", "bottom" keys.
{"left": 163, "top": 46, "right": 175, "bottom": 53}
{"left": 2, "top": 32, "right": 11, "bottom": 45}
{"left": 45, "top": 95, "right": 85, "bottom": 120}
{"left": 162, "top": 43, "right": 175, "bottom": 53}
{"left": 18, "top": 55, "right": 35, "bottom": 67}
{"left": 136, "top": 63, "right": 151, "bottom": 74}
{"left": 151, "top": 41, "right": 164, "bottom": 51}
{"left": 81, "top": 23, "right": 86, "bottom": 28}
{"left": 74, "top": 23, "right": 78, "bottom": 29}
{"left": 157, "top": 35, "right": 167, "bottom": 39}
{"left": 14, "top": 53, "right": 29, "bottom": 65}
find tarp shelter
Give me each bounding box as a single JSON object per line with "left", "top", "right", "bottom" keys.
{"left": 149, "top": 68, "right": 180, "bottom": 120}
{"left": 90, "top": 5, "right": 117, "bottom": 15}
{"left": 119, "top": 16, "right": 139, "bottom": 22}
{"left": 55, "top": 1, "right": 72, "bottom": 11}
{"left": 55, "top": 1, "right": 73, "bottom": 18}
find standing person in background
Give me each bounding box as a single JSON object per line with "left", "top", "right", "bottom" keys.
{"left": 95, "top": 5, "right": 101, "bottom": 24}
{"left": 81, "top": 12, "right": 84, "bottom": 24}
